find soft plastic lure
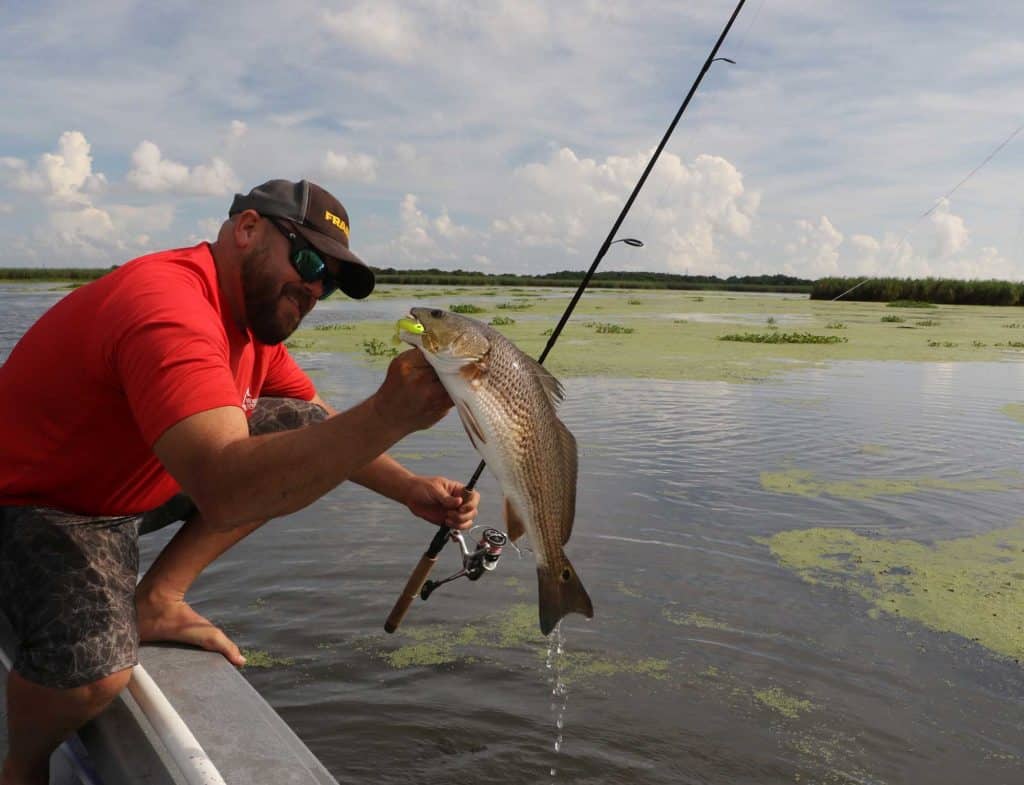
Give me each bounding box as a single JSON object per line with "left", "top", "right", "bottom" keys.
{"left": 393, "top": 316, "right": 425, "bottom": 344}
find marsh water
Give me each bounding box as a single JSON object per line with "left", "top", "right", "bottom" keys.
{"left": 3, "top": 283, "right": 1023, "bottom": 784}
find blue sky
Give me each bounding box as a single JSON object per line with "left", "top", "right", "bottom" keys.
{"left": 2, "top": 0, "right": 1023, "bottom": 280}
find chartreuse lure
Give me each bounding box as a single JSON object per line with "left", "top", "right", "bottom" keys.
{"left": 394, "top": 317, "right": 425, "bottom": 344}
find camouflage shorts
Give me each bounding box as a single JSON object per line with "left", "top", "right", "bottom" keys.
{"left": 0, "top": 397, "right": 327, "bottom": 689}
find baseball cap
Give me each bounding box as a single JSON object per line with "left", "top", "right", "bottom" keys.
{"left": 229, "top": 179, "right": 375, "bottom": 299}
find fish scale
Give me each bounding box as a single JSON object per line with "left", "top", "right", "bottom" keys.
{"left": 402, "top": 308, "right": 593, "bottom": 634}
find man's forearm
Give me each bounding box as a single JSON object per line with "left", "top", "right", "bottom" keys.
{"left": 351, "top": 453, "right": 416, "bottom": 504}
{"left": 190, "top": 397, "right": 409, "bottom": 528}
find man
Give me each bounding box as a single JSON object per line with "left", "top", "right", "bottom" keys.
{"left": 0, "top": 179, "right": 480, "bottom": 785}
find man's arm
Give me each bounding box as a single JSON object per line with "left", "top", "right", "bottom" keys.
{"left": 153, "top": 350, "right": 452, "bottom": 531}
{"left": 311, "top": 393, "right": 479, "bottom": 529}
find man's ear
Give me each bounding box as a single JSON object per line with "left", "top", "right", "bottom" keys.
{"left": 232, "top": 209, "right": 264, "bottom": 251}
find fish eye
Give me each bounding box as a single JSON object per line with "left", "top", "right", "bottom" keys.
{"left": 430, "top": 309, "right": 444, "bottom": 319}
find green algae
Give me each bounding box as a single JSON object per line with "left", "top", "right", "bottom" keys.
{"left": 754, "top": 686, "right": 814, "bottom": 718}
{"left": 289, "top": 286, "right": 1024, "bottom": 383}
{"left": 1001, "top": 403, "right": 1024, "bottom": 424}
{"left": 762, "top": 468, "right": 1024, "bottom": 499}
{"left": 240, "top": 649, "right": 295, "bottom": 669}
{"left": 765, "top": 522, "right": 1024, "bottom": 660}
{"left": 371, "top": 602, "right": 669, "bottom": 685}
{"left": 663, "top": 608, "right": 730, "bottom": 630}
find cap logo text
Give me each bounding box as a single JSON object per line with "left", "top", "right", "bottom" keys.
{"left": 324, "top": 210, "right": 350, "bottom": 238}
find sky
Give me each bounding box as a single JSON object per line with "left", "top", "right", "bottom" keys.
{"left": 2, "top": 0, "right": 1023, "bottom": 281}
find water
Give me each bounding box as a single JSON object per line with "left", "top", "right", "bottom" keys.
{"left": 3, "top": 283, "right": 1023, "bottom": 783}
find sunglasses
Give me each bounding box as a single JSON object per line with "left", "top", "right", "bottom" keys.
{"left": 267, "top": 218, "right": 340, "bottom": 300}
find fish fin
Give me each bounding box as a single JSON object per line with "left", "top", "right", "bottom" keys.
{"left": 536, "top": 558, "right": 594, "bottom": 636}
{"left": 523, "top": 355, "right": 565, "bottom": 406}
{"left": 556, "top": 420, "right": 578, "bottom": 545}
{"left": 454, "top": 399, "right": 487, "bottom": 448}
{"left": 503, "top": 497, "right": 527, "bottom": 542}
{"left": 458, "top": 353, "right": 490, "bottom": 389}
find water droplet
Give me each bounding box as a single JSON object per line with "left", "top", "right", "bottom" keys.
{"left": 554, "top": 738, "right": 562, "bottom": 753}
{"left": 556, "top": 718, "right": 563, "bottom": 729}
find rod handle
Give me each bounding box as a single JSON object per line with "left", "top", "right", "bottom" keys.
{"left": 384, "top": 553, "right": 439, "bottom": 633}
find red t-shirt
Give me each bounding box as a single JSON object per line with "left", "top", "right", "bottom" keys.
{"left": 0, "top": 243, "right": 316, "bottom": 515}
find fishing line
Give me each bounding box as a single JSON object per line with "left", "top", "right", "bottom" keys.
{"left": 832, "top": 119, "right": 1024, "bottom": 301}
{"left": 385, "top": 0, "right": 751, "bottom": 633}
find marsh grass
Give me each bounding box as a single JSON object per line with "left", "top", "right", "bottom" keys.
{"left": 881, "top": 315, "right": 905, "bottom": 323}
{"left": 314, "top": 323, "right": 354, "bottom": 331}
{"left": 914, "top": 320, "right": 940, "bottom": 327}
{"left": 766, "top": 317, "right": 777, "bottom": 325}
{"left": 1004, "top": 323, "right": 1024, "bottom": 328}
{"left": 490, "top": 316, "right": 516, "bottom": 326}
{"left": 825, "top": 322, "right": 846, "bottom": 329}
{"left": 720, "top": 332, "right": 848, "bottom": 345}
{"left": 450, "top": 303, "right": 486, "bottom": 314}
{"left": 927, "top": 340, "right": 958, "bottom": 348}
{"left": 627, "top": 299, "right": 643, "bottom": 305}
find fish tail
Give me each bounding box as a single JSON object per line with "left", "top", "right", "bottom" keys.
{"left": 537, "top": 557, "right": 594, "bottom": 636}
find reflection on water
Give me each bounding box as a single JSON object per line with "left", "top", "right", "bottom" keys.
{"left": 3, "top": 285, "right": 1023, "bottom": 784}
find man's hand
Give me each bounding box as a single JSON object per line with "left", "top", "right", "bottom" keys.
{"left": 404, "top": 475, "right": 480, "bottom": 529}
{"left": 373, "top": 349, "right": 454, "bottom": 433}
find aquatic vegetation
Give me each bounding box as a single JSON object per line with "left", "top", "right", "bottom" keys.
{"left": 761, "top": 468, "right": 1023, "bottom": 499}
{"left": 240, "top": 649, "right": 296, "bottom": 669}
{"left": 927, "top": 340, "right": 958, "bottom": 348}
{"left": 887, "top": 300, "right": 938, "bottom": 309}
{"left": 449, "top": 303, "right": 486, "bottom": 314}
{"left": 765, "top": 522, "right": 1024, "bottom": 660}
{"left": 362, "top": 337, "right": 398, "bottom": 357}
{"left": 490, "top": 315, "right": 516, "bottom": 326}
{"left": 880, "top": 315, "right": 905, "bottom": 323}
{"left": 719, "top": 332, "right": 847, "bottom": 344}
{"left": 369, "top": 603, "right": 669, "bottom": 685}
{"left": 628, "top": 298, "right": 643, "bottom": 305}
{"left": 1001, "top": 403, "right": 1024, "bottom": 424}
{"left": 584, "top": 322, "right": 634, "bottom": 334}
{"left": 314, "top": 323, "right": 354, "bottom": 331}
{"left": 766, "top": 316, "right": 777, "bottom": 325}
{"left": 915, "top": 320, "right": 940, "bottom": 327}
{"left": 825, "top": 321, "right": 846, "bottom": 329}
{"left": 754, "top": 687, "right": 814, "bottom": 718}
{"left": 663, "top": 608, "right": 730, "bottom": 630}
{"left": 497, "top": 300, "right": 535, "bottom": 310}
{"left": 290, "top": 285, "right": 1024, "bottom": 382}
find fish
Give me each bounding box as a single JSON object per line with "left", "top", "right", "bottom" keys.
{"left": 399, "top": 307, "right": 593, "bottom": 635}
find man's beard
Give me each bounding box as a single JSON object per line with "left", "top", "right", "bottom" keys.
{"left": 241, "top": 242, "right": 313, "bottom": 345}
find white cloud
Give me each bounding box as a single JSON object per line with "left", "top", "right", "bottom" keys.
{"left": 1, "top": 131, "right": 106, "bottom": 204}
{"left": 493, "top": 147, "right": 758, "bottom": 274}
{"left": 127, "top": 140, "right": 239, "bottom": 196}
{"left": 324, "top": 150, "right": 378, "bottom": 183}
{"left": 927, "top": 199, "right": 970, "bottom": 258}
{"left": 783, "top": 216, "right": 844, "bottom": 278}
{"left": 322, "top": 4, "right": 422, "bottom": 63}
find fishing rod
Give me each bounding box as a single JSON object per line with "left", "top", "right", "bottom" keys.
{"left": 385, "top": 0, "right": 749, "bottom": 633}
